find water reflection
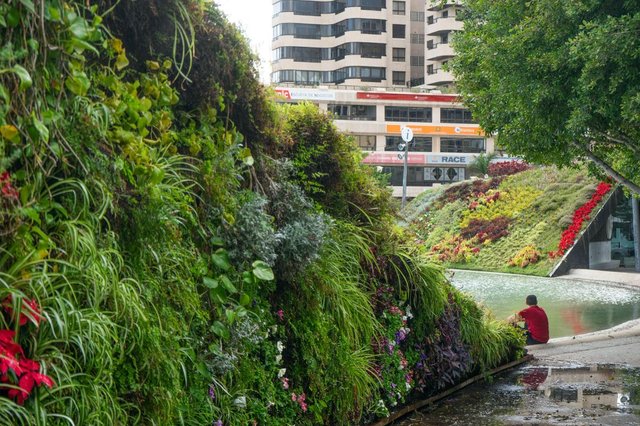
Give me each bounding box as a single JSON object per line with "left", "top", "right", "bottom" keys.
{"left": 449, "top": 270, "right": 640, "bottom": 338}
{"left": 396, "top": 365, "right": 640, "bottom": 425}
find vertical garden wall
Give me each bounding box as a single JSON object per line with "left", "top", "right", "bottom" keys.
{"left": 0, "top": 1, "right": 523, "bottom": 424}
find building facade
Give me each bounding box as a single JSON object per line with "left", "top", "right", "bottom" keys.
{"left": 272, "top": 1, "right": 482, "bottom": 197}
{"left": 275, "top": 87, "right": 494, "bottom": 197}
{"left": 272, "top": 0, "right": 427, "bottom": 87}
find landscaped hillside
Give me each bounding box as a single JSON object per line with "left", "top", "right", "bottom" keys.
{"left": 405, "top": 165, "right": 613, "bottom": 276}
{"left": 0, "top": 1, "right": 523, "bottom": 424}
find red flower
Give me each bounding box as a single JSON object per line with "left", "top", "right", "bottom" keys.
{"left": 2, "top": 296, "right": 43, "bottom": 327}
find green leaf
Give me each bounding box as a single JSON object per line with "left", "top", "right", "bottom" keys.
{"left": 115, "top": 52, "right": 129, "bottom": 71}
{"left": 6, "top": 8, "right": 20, "bottom": 27}
{"left": 196, "top": 362, "right": 210, "bottom": 378}
{"left": 0, "top": 125, "right": 19, "bottom": 142}
{"left": 20, "top": 207, "right": 41, "bottom": 225}
{"left": 12, "top": 65, "right": 32, "bottom": 90}
{"left": 0, "top": 84, "right": 9, "bottom": 104}
{"left": 65, "top": 72, "right": 91, "bottom": 96}
{"left": 69, "top": 17, "right": 89, "bottom": 39}
{"left": 252, "top": 260, "right": 274, "bottom": 281}
{"left": 219, "top": 275, "right": 237, "bottom": 294}
{"left": 19, "top": 0, "right": 35, "bottom": 14}
{"left": 239, "top": 147, "right": 254, "bottom": 166}
{"left": 203, "top": 277, "right": 218, "bottom": 289}
{"left": 225, "top": 308, "right": 236, "bottom": 325}
{"left": 211, "top": 249, "right": 231, "bottom": 271}
{"left": 31, "top": 116, "right": 49, "bottom": 142}
{"left": 210, "top": 237, "right": 225, "bottom": 247}
{"left": 239, "top": 293, "right": 251, "bottom": 306}
{"left": 242, "top": 271, "right": 254, "bottom": 285}
{"left": 210, "top": 321, "right": 229, "bottom": 339}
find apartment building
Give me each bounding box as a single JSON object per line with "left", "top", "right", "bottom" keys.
{"left": 272, "top": 0, "right": 427, "bottom": 87}
{"left": 272, "top": 1, "right": 483, "bottom": 197}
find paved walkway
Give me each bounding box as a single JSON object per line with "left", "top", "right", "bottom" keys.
{"left": 529, "top": 269, "right": 640, "bottom": 367}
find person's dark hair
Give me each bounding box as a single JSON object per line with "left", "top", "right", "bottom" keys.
{"left": 526, "top": 295, "right": 538, "bottom": 306}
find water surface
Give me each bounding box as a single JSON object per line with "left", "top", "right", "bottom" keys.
{"left": 449, "top": 270, "right": 640, "bottom": 339}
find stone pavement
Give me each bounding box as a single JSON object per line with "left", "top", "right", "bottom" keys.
{"left": 529, "top": 268, "right": 640, "bottom": 367}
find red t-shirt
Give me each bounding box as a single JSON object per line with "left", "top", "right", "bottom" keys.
{"left": 519, "top": 305, "right": 549, "bottom": 343}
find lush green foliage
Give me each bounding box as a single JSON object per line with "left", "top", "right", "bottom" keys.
{"left": 0, "top": 1, "right": 524, "bottom": 424}
{"left": 452, "top": 0, "right": 640, "bottom": 195}
{"left": 407, "top": 167, "right": 606, "bottom": 275}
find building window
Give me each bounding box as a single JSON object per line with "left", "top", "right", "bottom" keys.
{"left": 392, "top": 1, "right": 405, "bottom": 15}
{"left": 328, "top": 104, "right": 377, "bottom": 121}
{"left": 410, "top": 11, "right": 425, "bottom": 22}
{"left": 392, "top": 24, "right": 406, "bottom": 38}
{"left": 353, "top": 134, "right": 377, "bottom": 150}
{"left": 441, "top": 108, "right": 476, "bottom": 124}
{"left": 392, "top": 48, "right": 406, "bottom": 62}
{"left": 441, "top": 33, "right": 449, "bottom": 44}
{"left": 410, "top": 56, "right": 424, "bottom": 67}
{"left": 427, "top": 64, "right": 434, "bottom": 75}
{"left": 385, "top": 106, "right": 432, "bottom": 122}
{"left": 411, "top": 33, "right": 425, "bottom": 44}
{"left": 441, "top": 138, "right": 486, "bottom": 153}
{"left": 442, "top": 10, "right": 449, "bottom": 18}
{"left": 426, "top": 39, "right": 434, "bottom": 49}
{"left": 385, "top": 136, "right": 432, "bottom": 152}
{"left": 427, "top": 15, "right": 434, "bottom": 24}
{"left": 381, "top": 166, "right": 465, "bottom": 186}
{"left": 392, "top": 71, "right": 406, "bottom": 85}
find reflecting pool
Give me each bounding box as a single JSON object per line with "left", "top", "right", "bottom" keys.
{"left": 397, "top": 364, "right": 640, "bottom": 425}
{"left": 449, "top": 270, "right": 640, "bottom": 339}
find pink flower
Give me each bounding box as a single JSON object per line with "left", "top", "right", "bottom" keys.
{"left": 280, "top": 377, "right": 289, "bottom": 389}
{"left": 276, "top": 309, "right": 284, "bottom": 321}
{"left": 291, "top": 392, "right": 297, "bottom": 402}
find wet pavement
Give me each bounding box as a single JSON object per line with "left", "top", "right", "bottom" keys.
{"left": 395, "top": 364, "right": 640, "bottom": 425}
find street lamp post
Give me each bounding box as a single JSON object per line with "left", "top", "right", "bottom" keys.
{"left": 400, "top": 127, "right": 414, "bottom": 208}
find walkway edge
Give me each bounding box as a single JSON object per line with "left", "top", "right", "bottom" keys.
{"left": 367, "top": 354, "right": 533, "bottom": 426}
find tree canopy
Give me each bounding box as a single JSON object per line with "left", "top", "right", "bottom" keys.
{"left": 452, "top": 0, "right": 640, "bottom": 195}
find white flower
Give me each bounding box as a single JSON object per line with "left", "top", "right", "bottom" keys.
{"left": 406, "top": 305, "right": 414, "bottom": 319}
{"left": 277, "top": 368, "right": 287, "bottom": 378}
{"left": 276, "top": 341, "right": 284, "bottom": 353}
{"left": 270, "top": 325, "right": 278, "bottom": 334}
{"left": 275, "top": 354, "right": 282, "bottom": 364}
{"left": 406, "top": 381, "right": 411, "bottom": 391}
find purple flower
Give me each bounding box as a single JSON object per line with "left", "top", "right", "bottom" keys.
{"left": 213, "top": 420, "right": 223, "bottom": 426}
{"left": 391, "top": 382, "right": 397, "bottom": 389}
{"left": 208, "top": 386, "right": 216, "bottom": 401}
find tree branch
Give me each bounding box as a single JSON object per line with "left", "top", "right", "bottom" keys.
{"left": 593, "top": 130, "right": 640, "bottom": 158}
{"left": 575, "top": 142, "right": 640, "bottom": 196}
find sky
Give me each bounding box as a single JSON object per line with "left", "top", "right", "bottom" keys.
{"left": 214, "top": 0, "right": 273, "bottom": 84}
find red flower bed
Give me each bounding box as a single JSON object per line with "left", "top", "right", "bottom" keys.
{"left": 488, "top": 161, "right": 531, "bottom": 177}
{"left": 1, "top": 296, "right": 54, "bottom": 405}
{"left": 549, "top": 182, "right": 612, "bottom": 258}
{"left": 460, "top": 216, "right": 512, "bottom": 243}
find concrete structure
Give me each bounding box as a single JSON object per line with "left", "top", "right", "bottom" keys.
{"left": 272, "top": 1, "right": 487, "bottom": 197}
{"left": 272, "top": 0, "right": 428, "bottom": 87}
{"left": 274, "top": 86, "right": 494, "bottom": 197}
{"left": 424, "top": 0, "right": 463, "bottom": 87}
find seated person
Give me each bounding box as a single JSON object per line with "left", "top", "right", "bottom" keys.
{"left": 507, "top": 294, "right": 549, "bottom": 345}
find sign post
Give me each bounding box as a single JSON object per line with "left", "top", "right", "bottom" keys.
{"left": 400, "top": 127, "right": 413, "bottom": 208}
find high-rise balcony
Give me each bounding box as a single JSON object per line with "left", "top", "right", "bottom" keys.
{"left": 425, "top": 43, "right": 455, "bottom": 61}
{"left": 425, "top": 68, "right": 454, "bottom": 86}
{"left": 425, "top": 17, "right": 463, "bottom": 35}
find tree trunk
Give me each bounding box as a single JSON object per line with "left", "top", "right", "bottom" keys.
{"left": 633, "top": 196, "right": 640, "bottom": 272}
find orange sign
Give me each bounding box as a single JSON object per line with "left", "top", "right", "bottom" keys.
{"left": 386, "top": 124, "right": 484, "bottom": 136}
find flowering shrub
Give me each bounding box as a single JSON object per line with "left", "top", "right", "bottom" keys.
{"left": 508, "top": 246, "right": 542, "bottom": 267}
{"left": 488, "top": 160, "right": 531, "bottom": 177}
{"left": 549, "top": 182, "right": 612, "bottom": 258}
{"left": 1, "top": 297, "right": 55, "bottom": 405}
{"left": 410, "top": 301, "right": 472, "bottom": 392}
{"left": 460, "top": 186, "right": 542, "bottom": 228}
{"left": 374, "top": 304, "right": 414, "bottom": 408}
{"left": 439, "top": 178, "right": 503, "bottom": 206}
{"left": 460, "top": 216, "right": 512, "bottom": 244}
{"left": 0, "top": 171, "right": 19, "bottom": 200}
{"left": 430, "top": 235, "right": 479, "bottom": 263}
